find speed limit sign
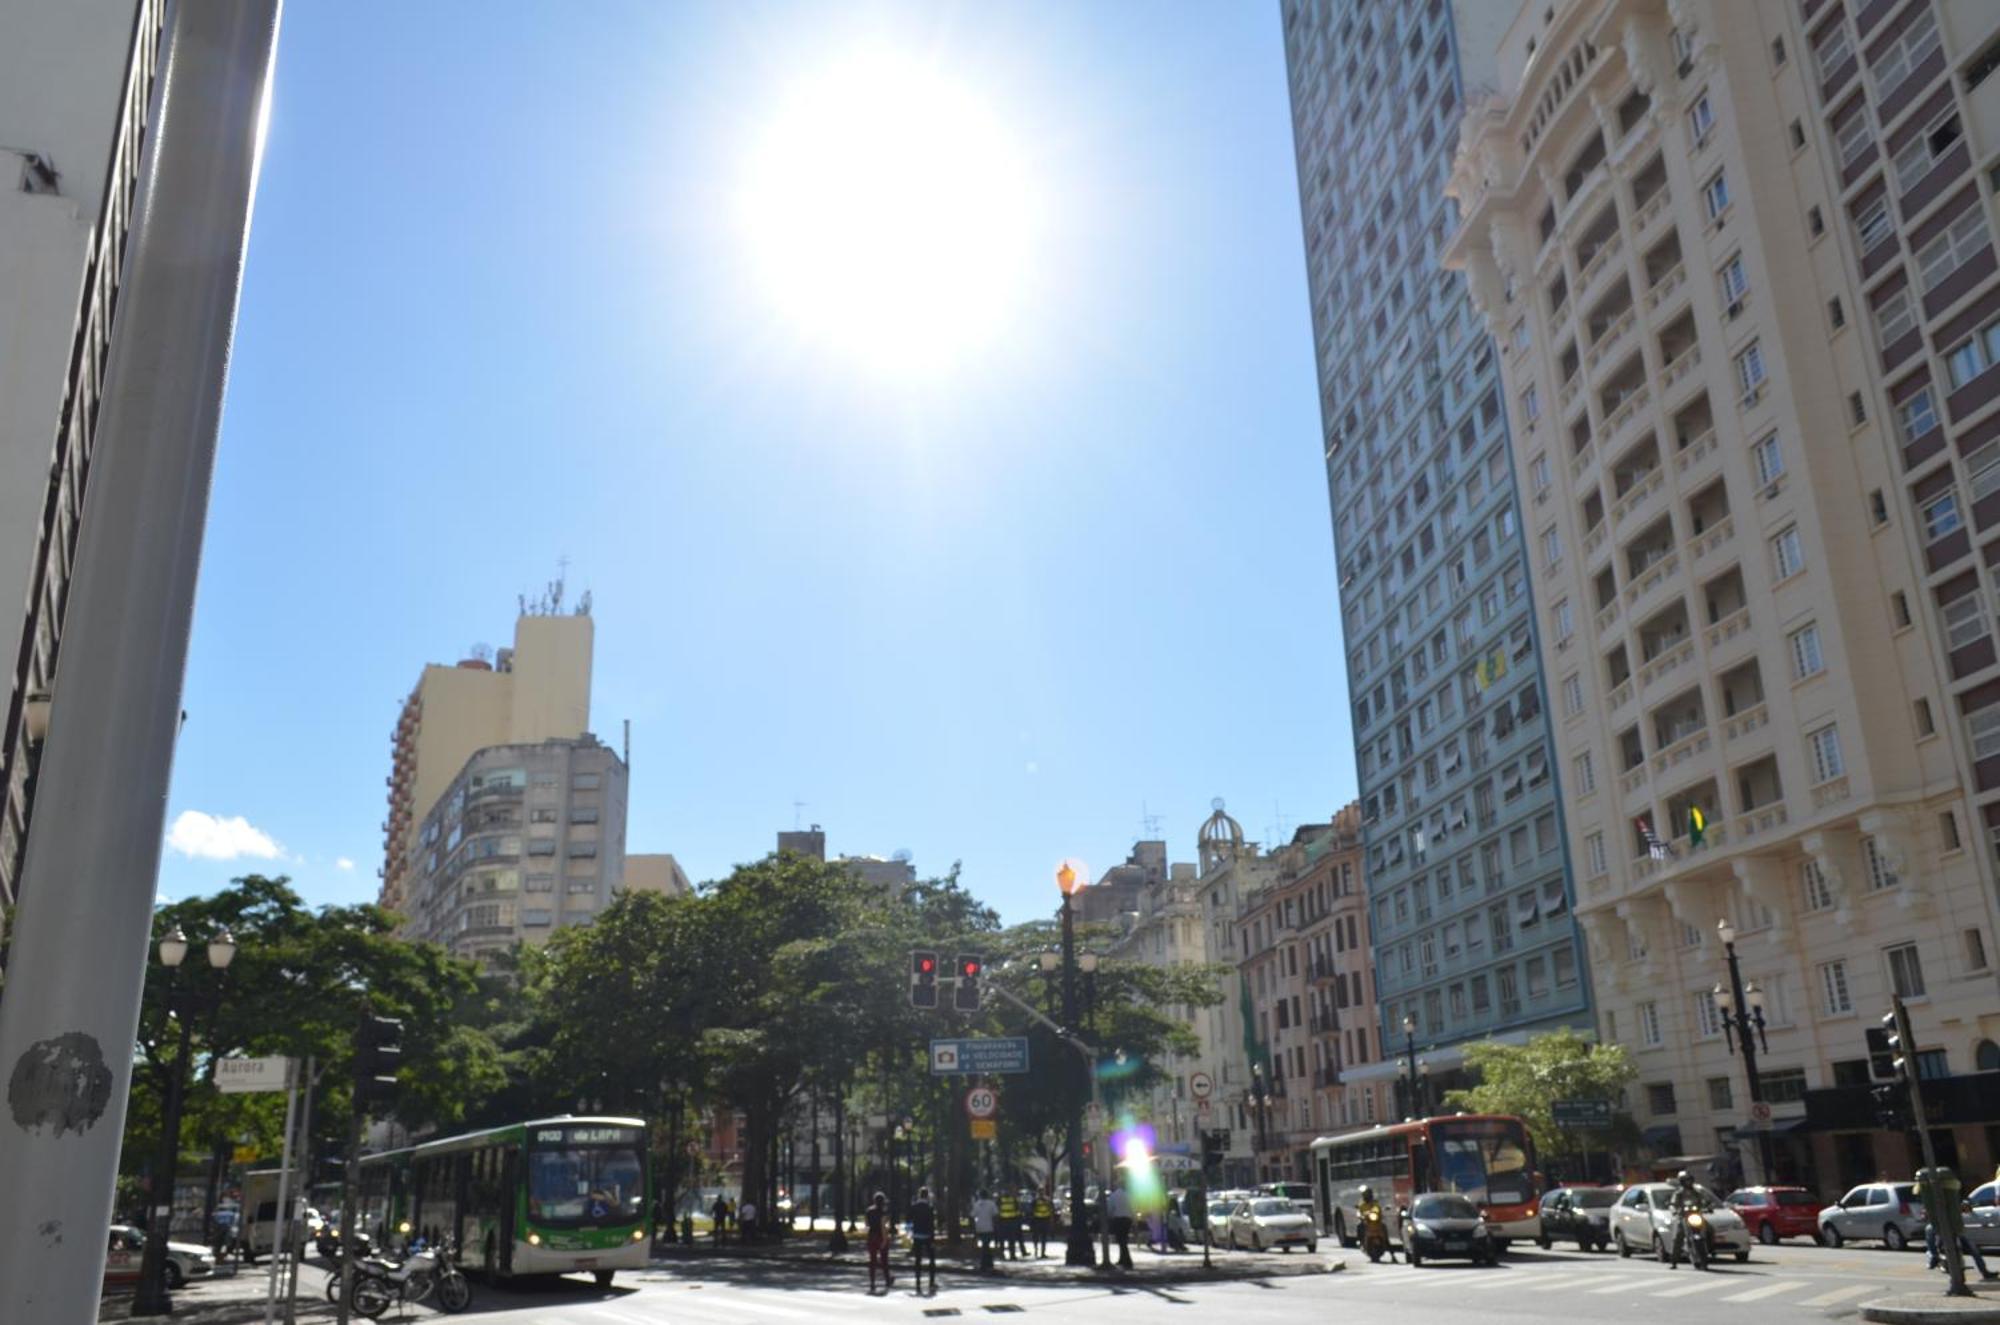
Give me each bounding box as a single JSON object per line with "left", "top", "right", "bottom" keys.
{"left": 965, "top": 1086, "right": 999, "bottom": 1119}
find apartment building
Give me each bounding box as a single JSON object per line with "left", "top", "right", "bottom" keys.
{"left": 1282, "top": 0, "right": 1595, "bottom": 1089}
{"left": 774, "top": 824, "right": 916, "bottom": 896}
{"left": 1444, "top": 0, "right": 2000, "bottom": 1191}
{"left": 380, "top": 611, "right": 593, "bottom": 915}
{"left": 1106, "top": 855, "right": 1213, "bottom": 1163}
{"left": 0, "top": 1, "right": 166, "bottom": 918}
{"left": 1234, "top": 805, "right": 1384, "bottom": 1182}
{"left": 403, "top": 736, "right": 629, "bottom": 961}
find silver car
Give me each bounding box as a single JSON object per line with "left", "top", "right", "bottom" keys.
{"left": 1956, "top": 1181, "right": 2000, "bottom": 1252}
{"left": 1609, "top": 1183, "right": 1751, "bottom": 1262}
{"left": 1818, "top": 1182, "right": 1926, "bottom": 1250}
{"left": 1227, "top": 1197, "right": 1318, "bottom": 1252}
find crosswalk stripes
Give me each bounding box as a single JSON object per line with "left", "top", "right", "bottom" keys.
{"left": 1525, "top": 1273, "right": 1607, "bottom": 1293}
{"left": 1648, "top": 1276, "right": 1729, "bottom": 1297}
{"left": 1585, "top": 1274, "right": 1644, "bottom": 1293}
{"left": 1719, "top": 1278, "right": 1810, "bottom": 1302}
{"left": 1798, "top": 1283, "right": 1875, "bottom": 1307}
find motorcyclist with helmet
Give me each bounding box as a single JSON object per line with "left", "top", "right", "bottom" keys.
{"left": 1356, "top": 1185, "right": 1396, "bottom": 1263}
{"left": 1667, "top": 1170, "right": 1702, "bottom": 1268}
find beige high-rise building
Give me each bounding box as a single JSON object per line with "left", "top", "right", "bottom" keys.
{"left": 1445, "top": 0, "right": 2000, "bottom": 1190}
{"left": 380, "top": 612, "right": 594, "bottom": 916}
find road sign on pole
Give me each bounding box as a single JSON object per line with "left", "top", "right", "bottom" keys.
{"left": 1551, "top": 1099, "right": 1613, "bottom": 1128}
{"left": 970, "top": 1119, "right": 997, "bottom": 1141}
{"left": 929, "top": 1037, "right": 1030, "bottom": 1075}
{"left": 216, "top": 1056, "right": 293, "bottom": 1094}
{"left": 965, "top": 1087, "right": 999, "bottom": 1119}
{"left": 1189, "top": 1071, "right": 1214, "bottom": 1100}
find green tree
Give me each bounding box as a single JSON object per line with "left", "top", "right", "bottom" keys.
{"left": 1440, "top": 1029, "right": 1638, "bottom": 1166}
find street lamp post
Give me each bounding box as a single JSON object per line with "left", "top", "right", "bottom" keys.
{"left": 133, "top": 925, "right": 237, "bottom": 1317}
{"left": 1248, "top": 1066, "right": 1273, "bottom": 1183}
{"left": 1714, "top": 919, "right": 1773, "bottom": 1186}
{"left": 1401, "top": 1014, "right": 1423, "bottom": 1119}
{"left": 1056, "top": 862, "right": 1096, "bottom": 1267}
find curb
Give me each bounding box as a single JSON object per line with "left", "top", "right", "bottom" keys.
{"left": 1861, "top": 1295, "right": 2000, "bottom": 1324}
{"left": 648, "top": 1250, "right": 1344, "bottom": 1287}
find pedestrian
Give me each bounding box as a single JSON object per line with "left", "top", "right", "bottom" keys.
{"left": 909, "top": 1186, "right": 938, "bottom": 1294}
{"left": 996, "top": 1189, "right": 1021, "bottom": 1260}
{"left": 1106, "top": 1182, "right": 1134, "bottom": 1269}
{"left": 712, "top": 1193, "right": 730, "bottom": 1244}
{"left": 973, "top": 1190, "right": 999, "bottom": 1273}
{"left": 865, "top": 1191, "right": 894, "bottom": 1293}
{"left": 740, "top": 1197, "right": 759, "bottom": 1244}
{"left": 1029, "top": 1190, "right": 1054, "bottom": 1257}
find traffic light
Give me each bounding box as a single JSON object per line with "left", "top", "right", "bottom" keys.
{"left": 1871, "top": 1083, "right": 1910, "bottom": 1130}
{"left": 954, "top": 954, "right": 984, "bottom": 1011}
{"left": 1866, "top": 1024, "right": 1896, "bottom": 1081}
{"left": 910, "top": 950, "right": 939, "bottom": 1008}
{"left": 1881, "top": 1005, "right": 1915, "bottom": 1081}
{"left": 1202, "top": 1129, "right": 1226, "bottom": 1174}
{"left": 355, "top": 1014, "right": 403, "bottom": 1107}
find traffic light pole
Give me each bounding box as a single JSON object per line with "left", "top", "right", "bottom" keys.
{"left": 1891, "top": 997, "right": 1968, "bottom": 1298}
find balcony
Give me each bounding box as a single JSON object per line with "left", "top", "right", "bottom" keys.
{"left": 1593, "top": 565, "right": 1621, "bottom": 635}
{"left": 1623, "top": 526, "right": 1680, "bottom": 609}
{"left": 1586, "top": 289, "right": 1639, "bottom": 371}
{"left": 1613, "top": 459, "right": 1665, "bottom": 528}
{"left": 1809, "top": 775, "right": 1852, "bottom": 810}
{"left": 1630, "top": 153, "right": 1668, "bottom": 224}
{"left": 1638, "top": 635, "right": 1695, "bottom": 690}
{"left": 1575, "top": 206, "right": 1625, "bottom": 297}
{"left": 1603, "top": 378, "right": 1652, "bottom": 447}
{"left": 1724, "top": 702, "right": 1769, "bottom": 743}
{"left": 1704, "top": 605, "right": 1752, "bottom": 652}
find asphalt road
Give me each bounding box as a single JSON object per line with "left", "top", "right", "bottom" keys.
{"left": 425, "top": 1240, "right": 1987, "bottom": 1324}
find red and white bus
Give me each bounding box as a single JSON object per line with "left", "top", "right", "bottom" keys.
{"left": 1309, "top": 1114, "right": 1542, "bottom": 1248}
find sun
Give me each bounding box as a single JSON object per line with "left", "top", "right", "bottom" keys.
{"left": 741, "top": 52, "right": 1038, "bottom": 374}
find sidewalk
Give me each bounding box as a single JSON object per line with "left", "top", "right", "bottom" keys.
{"left": 99, "top": 1263, "right": 336, "bottom": 1324}
{"left": 653, "top": 1230, "right": 1343, "bottom": 1286}
{"left": 1862, "top": 1279, "right": 2000, "bottom": 1324}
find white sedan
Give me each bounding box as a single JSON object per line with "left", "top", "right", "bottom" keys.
{"left": 1609, "top": 1183, "right": 1751, "bottom": 1263}
{"left": 1227, "top": 1197, "right": 1319, "bottom": 1252}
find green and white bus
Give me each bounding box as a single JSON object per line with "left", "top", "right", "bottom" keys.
{"left": 356, "top": 1115, "right": 651, "bottom": 1286}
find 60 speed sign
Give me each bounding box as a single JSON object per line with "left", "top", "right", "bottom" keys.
{"left": 965, "top": 1086, "right": 999, "bottom": 1119}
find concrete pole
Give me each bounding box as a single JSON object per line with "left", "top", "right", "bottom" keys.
{"left": 0, "top": 3, "right": 281, "bottom": 1320}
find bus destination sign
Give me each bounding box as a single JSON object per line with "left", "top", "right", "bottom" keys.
{"left": 537, "top": 1125, "right": 642, "bottom": 1145}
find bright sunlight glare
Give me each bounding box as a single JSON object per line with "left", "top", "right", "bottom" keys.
{"left": 741, "top": 52, "right": 1039, "bottom": 375}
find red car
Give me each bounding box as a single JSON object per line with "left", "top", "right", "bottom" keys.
{"left": 1726, "top": 1186, "right": 1823, "bottom": 1244}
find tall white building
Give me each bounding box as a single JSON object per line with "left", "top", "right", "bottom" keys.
{"left": 0, "top": 1, "right": 166, "bottom": 917}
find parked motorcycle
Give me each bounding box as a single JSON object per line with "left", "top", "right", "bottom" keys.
{"left": 349, "top": 1237, "right": 472, "bottom": 1317}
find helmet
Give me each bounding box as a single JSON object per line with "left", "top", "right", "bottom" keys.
{"left": 1675, "top": 1170, "right": 1693, "bottom": 1186}
{"left": 1359, "top": 1186, "right": 1374, "bottom": 1202}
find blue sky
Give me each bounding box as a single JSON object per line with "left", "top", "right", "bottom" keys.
{"left": 158, "top": 0, "right": 1354, "bottom": 924}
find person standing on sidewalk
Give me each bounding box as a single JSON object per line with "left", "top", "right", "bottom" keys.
{"left": 908, "top": 1187, "right": 938, "bottom": 1294}
{"left": 712, "top": 1194, "right": 730, "bottom": 1245}
{"left": 1106, "top": 1183, "right": 1134, "bottom": 1269}
{"left": 740, "top": 1197, "right": 759, "bottom": 1244}
{"left": 995, "top": 1190, "right": 1021, "bottom": 1260}
{"left": 972, "top": 1190, "right": 999, "bottom": 1273}
{"left": 865, "top": 1191, "right": 894, "bottom": 1294}
{"left": 1029, "top": 1190, "right": 1053, "bottom": 1258}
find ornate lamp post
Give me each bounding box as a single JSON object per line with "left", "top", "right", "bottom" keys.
{"left": 133, "top": 925, "right": 237, "bottom": 1317}
{"left": 1248, "top": 1065, "right": 1274, "bottom": 1182}
{"left": 1401, "top": 1013, "right": 1423, "bottom": 1119}
{"left": 1714, "top": 919, "right": 1773, "bottom": 1185}
{"left": 1055, "top": 861, "right": 1097, "bottom": 1267}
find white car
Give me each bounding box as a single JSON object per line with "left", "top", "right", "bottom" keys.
{"left": 1227, "top": 1197, "right": 1319, "bottom": 1252}
{"left": 1818, "top": 1182, "right": 1926, "bottom": 1250}
{"left": 106, "top": 1225, "right": 217, "bottom": 1290}
{"left": 1609, "top": 1183, "right": 1751, "bottom": 1263}
{"left": 1963, "top": 1181, "right": 2000, "bottom": 1251}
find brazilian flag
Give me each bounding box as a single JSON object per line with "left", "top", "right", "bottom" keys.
{"left": 1688, "top": 805, "right": 1707, "bottom": 847}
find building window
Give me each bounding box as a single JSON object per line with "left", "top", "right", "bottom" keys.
{"left": 1585, "top": 832, "right": 1607, "bottom": 876}
{"left": 1814, "top": 22, "right": 1853, "bottom": 82}
{"left": 1943, "top": 587, "right": 1989, "bottom": 651}
{"left": 1531, "top": 453, "right": 1551, "bottom": 493}
{"left": 522, "top": 908, "right": 553, "bottom": 927}
{"left": 1688, "top": 94, "right": 1715, "bottom": 143}
{"left": 1789, "top": 623, "right": 1824, "bottom": 679}
{"left": 1874, "top": 6, "right": 1941, "bottom": 97}
{"left": 1894, "top": 112, "right": 1962, "bottom": 194}
{"left": 1693, "top": 990, "right": 1723, "bottom": 1038}
{"left": 1856, "top": 199, "right": 1892, "bottom": 253}
{"left": 1829, "top": 296, "right": 1846, "bottom": 329}
{"left": 1574, "top": 750, "right": 1596, "bottom": 794}
{"left": 1916, "top": 1050, "right": 1950, "bottom": 1080}
{"left": 1522, "top": 383, "right": 1541, "bottom": 423}
{"left": 1638, "top": 1000, "right": 1662, "bottom": 1047}
{"left": 1647, "top": 1081, "right": 1677, "bottom": 1115}
{"left": 1923, "top": 490, "right": 1964, "bottom": 542}
{"left": 1969, "top": 703, "right": 2000, "bottom": 760}
{"left": 1789, "top": 119, "right": 1806, "bottom": 150}
{"left": 1918, "top": 209, "right": 1990, "bottom": 294}
{"left": 1554, "top": 599, "right": 1574, "bottom": 642}
{"left": 1771, "top": 525, "right": 1805, "bottom": 579}
{"left": 1886, "top": 942, "right": 1926, "bottom": 998}
{"left": 1876, "top": 289, "right": 1916, "bottom": 347}
{"left": 1735, "top": 341, "right": 1766, "bottom": 399}
{"left": 1946, "top": 332, "right": 1993, "bottom": 389}
{"left": 1967, "top": 441, "right": 2000, "bottom": 502}
{"left": 1899, "top": 387, "right": 1939, "bottom": 445}
{"left": 1708, "top": 1077, "right": 1734, "bottom": 1110}
{"left": 1866, "top": 837, "right": 1900, "bottom": 891}
{"left": 1752, "top": 432, "right": 1784, "bottom": 486}
{"left": 1801, "top": 859, "right": 1834, "bottom": 912}
{"left": 1809, "top": 205, "right": 1825, "bottom": 237}
{"left": 1967, "top": 928, "right": 1990, "bottom": 972}
{"left": 1917, "top": 698, "right": 1937, "bottom": 737}
{"left": 572, "top": 772, "right": 602, "bottom": 790}
{"left": 1807, "top": 722, "right": 1847, "bottom": 781}
{"left": 525, "top": 873, "right": 555, "bottom": 893}
{"left": 1819, "top": 959, "right": 1853, "bottom": 1014}
{"left": 1563, "top": 672, "right": 1584, "bottom": 717}
{"left": 1762, "top": 1068, "right": 1809, "bottom": 1104}
{"left": 1719, "top": 254, "right": 1748, "bottom": 306}
{"left": 1703, "top": 169, "right": 1731, "bottom": 221}
{"left": 1771, "top": 36, "right": 1787, "bottom": 66}
{"left": 1835, "top": 109, "right": 1875, "bottom": 169}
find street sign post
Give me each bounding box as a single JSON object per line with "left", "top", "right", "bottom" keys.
{"left": 965, "top": 1086, "right": 999, "bottom": 1119}
{"left": 216, "top": 1056, "right": 292, "bottom": 1095}
{"left": 1189, "top": 1071, "right": 1214, "bottom": 1100}
{"left": 970, "top": 1119, "right": 997, "bottom": 1141}
{"left": 929, "top": 1037, "right": 1030, "bottom": 1075}
{"left": 1551, "top": 1099, "right": 1612, "bottom": 1128}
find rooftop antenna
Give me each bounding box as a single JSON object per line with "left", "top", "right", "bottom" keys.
{"left": 1140, "top": 801, "right": 1162, "bottom": 840}
{"left": 622, "top": 718, "right": 630, "bottom": 767}
{"left": 1268, "top": 800, "right": 1290, "bottom": 845}
{"left": 793, "top": 799, "right": 806, "bottom": 831}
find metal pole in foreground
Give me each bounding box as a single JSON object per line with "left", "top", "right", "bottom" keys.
{"left": 0, "top": 4, "right": 281, "bottom": 1321}
{"left": 1058, "top": 879, "right": 1093, "bottom": 1267}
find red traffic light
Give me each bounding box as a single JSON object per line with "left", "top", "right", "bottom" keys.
{"left": 919, "top": 956, "right": 936, "bottom": 974}
{"left": 961, "top": 958, "right": 981, "bottom": 978}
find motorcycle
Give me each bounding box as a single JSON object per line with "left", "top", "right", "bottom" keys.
{"left": 349, "top": 1237, "right": 472, "bottom": 1317}
{"left": 1665, "top": 1209, "right": 1711, "bottom": 1271}
{"left": 1361, "top": 1207, "right": 1391, "bottom": 1263}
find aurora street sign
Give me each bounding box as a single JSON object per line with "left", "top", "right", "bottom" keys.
{"left": 930, "top": 1037, "right": 1030, "bottom": 1075}
{"left": 1551, "top": 1099, "right": 1612, "bottom": 1128}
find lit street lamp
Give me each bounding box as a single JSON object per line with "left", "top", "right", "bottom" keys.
{"left": 1714, "top": 919, "right": 1773, "bottom": 1185}
{"left": 132, "top": 925, "right": 237, "bottom": 1317}
{"left": 1053, "top": 860, "right": 1098, "bottom": 1267}
{"left": 1247, "top": 1065, "right": 1274, "bottom": 1182}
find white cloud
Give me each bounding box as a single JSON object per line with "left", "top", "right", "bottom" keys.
{"left": 165, "top": 810, "right": 284, "bottom": 862}
{"left": 335, "top": 857, "right": 355, "bottom": 872}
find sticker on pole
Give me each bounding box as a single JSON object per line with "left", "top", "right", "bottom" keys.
{"left": 216, "top": 1055, "right": 292, "bottom": 1094}
{"left": 1189, "top": 1071, "right": 1214, "bottom": 1100}
{"left": 965, "top": 1086, "right": 999, "bottom": 1120}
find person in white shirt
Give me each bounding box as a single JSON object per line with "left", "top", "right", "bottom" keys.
{"left": 972, "top": 1191, "right": 1000, "bottom": 1272}
{"left": 1106, "top": 1185, "right": 1134, "bottom": 1269}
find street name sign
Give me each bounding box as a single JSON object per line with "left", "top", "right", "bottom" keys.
{"left": 1551, "top": 1099, "right": 1612, "bottom": 1128}
{"left": 929, "top": 1037, "right": 1029, "bottom": 1075}
{"left": 216, "top": 1055, "right": 292, "bottom": 1094}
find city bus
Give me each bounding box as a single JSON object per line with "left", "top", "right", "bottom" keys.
{"left": 356, "top": 1115, "right": 650, "bottom": 1286}
{"left": 1309, "top": 1114, "right": 1541, "bottom": 1249}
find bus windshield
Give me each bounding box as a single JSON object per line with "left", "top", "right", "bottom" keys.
{"left": 1430, "top": 1118, "right": 1534, "bottom": 1206}
{"left": 527, "top": 1143, "right": 644, "bottom": 1225}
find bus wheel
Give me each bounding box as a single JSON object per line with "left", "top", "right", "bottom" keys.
{"left": 594, "top": 1270, "right": 616, "bottom": 1289}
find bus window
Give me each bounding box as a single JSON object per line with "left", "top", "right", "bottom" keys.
{"left": 1430, "top": 1118, "right": 1533, "bottom": 1205}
